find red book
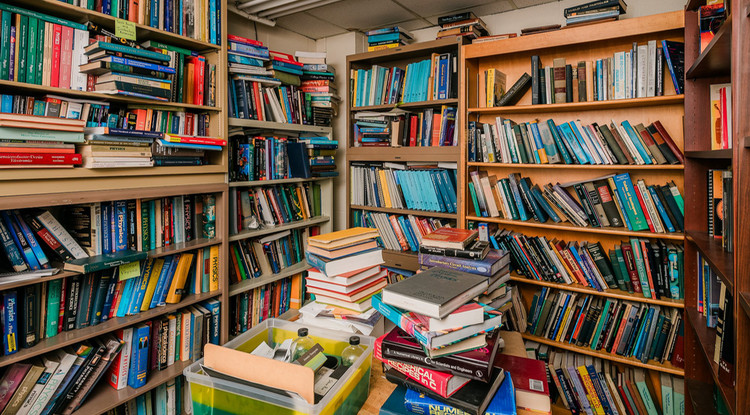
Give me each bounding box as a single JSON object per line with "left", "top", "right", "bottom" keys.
{"left": 163, "top": 134, "right": 226, "bottom": 146}
{"left": 301, "top": 80, "right": 333, "bottom": 87}
{"left": 251, "top": 82, "right": 263, "bottom": 121}
{"left": 300, "top": 86, "right": 334, "bottom": 93}
{"left": 421, "top": 227, "right": 477, "bottom": 250}
{"left": 192, "top": 56, "right": 206, "bottom": 106}
{"left": 50, "top": 24, "right": 62, "bottom": 88}
{"left": 651, "top": 121, "right": 684, "bottom": 163}
{"left": 227, "top": 34, "right": 263, "bottom": 47}
{"left": 59, "top": 26, "right": 74, "bottom": 90}
{"left": 388, "top": 215, "right": 409, "bottom": 251}
{"left": 269, "top": 51, "right": 303, "bottom": 67}
{"left": 430, "top": 113, "right": 441, "bottom": 146}
{"left": 108, "top": 281, "right": 123, "bottom": 320}
{"left": 0, "top": 363, "right": 31, "bottom": 412}
{"left": 374, "top": 334, "right": 470, "bottom": 398}
{"left": 493, "top": 354, "right": 551, "bottom": 415}
{"left": 0, "top": 153, "right": 81, "bottom": 165}
{"left": 620, "top": 243, "right": 643, "bottom": 293}
{"left": 632, "top": 185, "right": 655, "bottom": 233}
{"left": 135, "top": 109, "right": 148, "bottom": 131}
{"left": 670, "top": 318, "right": 684, "bottom": 368}
{"left": 129, "top": 0, "right": 139, "bottom": 23}
{"left": 57, "top": 278, "right": 66, "bottom": 332}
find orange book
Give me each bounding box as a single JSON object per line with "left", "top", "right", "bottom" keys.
{"left": 290, "top": 273, "right": 302, "bottom": 309}
{"left": 421, "top": 227, "right": 478, "bottom": 249}
{"left": 165, "top": 253, "right": 195, "bottom": 303}
{"left": 388, "top": 215, "right": 409, "bottom": 251}
{"left": 430, "top": 113, "right": 442, "bottom": 146}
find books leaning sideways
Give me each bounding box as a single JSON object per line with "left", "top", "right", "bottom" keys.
{"left": 436, "top": 12, "right": 490, "bottom": 40}
{"left": 299, "top": 228, "right": 386, "bottom": 334}
{"left": 564, "top": 0, "right": 628, "bottom": 27}
{"left": 366, "top": 26, "right": 414, "bottom": 52}
{"left": 0, "top": 114, "right": 84, "bottom": 168}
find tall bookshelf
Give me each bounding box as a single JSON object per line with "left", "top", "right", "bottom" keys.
{"left": 0, "top": 0, "right": 229, "bottom": 413}
{"left": 459, "top": 10, "right": 687, "bottom": 406}
{"left": 682, "top": 0, "right": 748, "bottom": 413}
{"left": 345, "top": 37, "right": 464, "bottom": 271}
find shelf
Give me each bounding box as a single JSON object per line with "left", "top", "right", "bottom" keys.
{"left": 686, "top": 15, "right": 732, "bottom": 79}
{"left": 739, "top": 292, "right": 750, "bottom": 319}
{"left": 229, "top": 177, "right": 330, "bottom": 187}
{"left": 351, "top": 98, "right": 458, "bottom": 112}
{"left": 228, "top": 118, "right": 332, "bottom": 134}
{"left": 229, "top": 216, "right": 330, "bottom": 242}
{"left": 229, "top": 260, "right": 309, "bottom": 296}
{"left": 467, "top": 95, "right": 684, "bottom": 114}
{"left": 347, "top": 146, "right": 459, "bottom": 162}
{"left": 686, "top": 379, "right": 717, "bottom": 415}
{"left": 685, "top": 308, "right": 736, "bottom": 412}
{"left": 351, "top": 205, "right": 457, "bottom": 220}
{"left": 466, "top": 216, "right": 686, "bottom": 241}
{"left": 685, "top": 149, "right": 733, "bottom": 160}
{"left": 510, "top": 275, "right": 685, "bottom": 308}
{"left": 72, "top": 359, "right": 193, "bottom": 415}
{"left": 521, "top": 333, "right": 685, "bottom": 376}
{"left": 0, "top": 291, "right": 221, "bottom": 368}
{"left": 468, "top": 162, "right": 684, "bottom": 170}
{"left": 0, "top": 79, "right": 219, "bottom": 112}
{"left": 685, "top": 230, "right": 733, "bottom": 292}
{"left": 146, "top": 238, "right": 222, "bottom": 258}
{"left": 6, "top": 0, "right": 221, "bottom": 53}
{"left": 381, "top": 250, "right": 419, "bottom": 271}
{"left": 0, "top": 165, "right": 227, "bottom": 183}
{"left": 0, "top": 269, "right": 79, "bottom": 291}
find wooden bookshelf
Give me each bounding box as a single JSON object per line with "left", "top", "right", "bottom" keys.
{"left": 227, "top": 118, "right": 333, "bottom": 134}
{"left": 228, "top": 216, "right": 331, "bottom": 242}
{"left": 345, "top": 38, "right": 464, "bottom": 271}
{"left": 467, "top": 95, "right": 685, "bottom": 114}
{"left": 229, "top": 260, "right": 310, "bottom": 297}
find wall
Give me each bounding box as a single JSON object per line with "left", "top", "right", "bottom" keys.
{"left": 227, "top": 13, "right": 316, "bottom": 54}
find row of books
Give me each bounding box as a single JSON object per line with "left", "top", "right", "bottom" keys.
{"left": 228, "top": 228, "right": 306, "bottom": 284}
{"left": 229, "top": 79, "right": 322, "bottom": 125}
{"left": 697, "top": 255, "right": 735, "bottom": 386}
{"left": 353, "top": 210, "right": 453, "bottom": 254}
{"left": 353, "top": 106, "right": 457, "bottom": 147}
{"left": 72, "top": 0, "right": 221, "bottom": 45}
{"left": 527, "top": 287, "right": 684, "bottom": 366}
{"left": 229, "top": 274, "right": 301, "bottom": 336}
{"left": 350, "top": 53, "right": 458, "bottom": 107}
{"left": 468, "top": 172, "right": 686, "bottom": 234}
{"left": 526, "top": 342, "right": 685, "bottom": 415}
{"left": 106, "top": 377, "right": 186, "bottom": 415}
{"left": 227, "top": 133, "right": 292, "bottom": 182}
{"left": 229, "top": 184, "right": 322, "bottom": 235}
{"left": 364, "top": 26, "right": 413, "bottom": 52}
{"left": 350, "top": 164, "right": 458, "bottom": 213}
{"left": 492, "top": 227, "right": 684, "bottom": 300}
{"left": 529, "top": 40, "right": 684, "bottom": 105}
{"left": 468, "top": 118, "right": 684, "bottom": 166}
{"left": 698, "top": 253, "right": 723, "bottom": 329}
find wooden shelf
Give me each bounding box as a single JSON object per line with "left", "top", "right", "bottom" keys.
{"left": 351, "top": 205, "right": 457, "bottom": 219}
{"left": 0, "top": 79, "right": 219, "bottom": 112}
{"left": 0, "top": 269, "right": 79, "bottom": 292}
{"left": 521, "top": 333, "right": 685, "bottom": 375}
{"left": 685, "top": 149, "right": 733, "bottom": 160}
{"left": 348, "top": 37, "right": 462, "bottom": 63}
{"left": 347, "top": 146, "right": 459, "bottom": 162}
{"left": 510, "top": 275, "right": 685, "bottom": 308}
{"left": 381, "top": 250, "right": 419, "bottom": 271}
{"left": 466, "top": 216, "right": 686, "bottom": 241}
{"left": 739, "top": 292, "right": 750, "bottom": 319}
{"left": 0, "top": 291, "right": 220, "bottom": 368}
{"left": 0, "top": 165, "right": 227, "bottom": 182}
{"left": 146, "top": 238, "right": 221, "bottom": 259}
{"left": 6, "top": 0, "right": 221, "bottom": 53}
{"left": 229, "top": 260, "right": 309, "bottom": 296}
{"left": 468, "top": 162, "right": 684, "bottom": 170}
{"left": 684, "top": 0, "right": 703, "bottom": 11}
{"left": 686, "top": 379, "right": 718, "bottom": 415}
{"left": 229, "top": 177, "right": 329, "bottom": 187}
{"left": 468, "top": 95, "right": 684, "bottom": 114}
{"left": 72, "top": 359, "right": 193, "bottom": 415}
{"left": 351, "top": 98, "right": 458, "bottom": 112}
{"left": 686, "top": 230, "right": 733, "bottom": 292}
{"left": 228, "top": 118, "right": 333, "bottom": 134}
{"left": 685, "top": 308, "right": 736, "bottom": 412}
{"left": 686, "top": 15, "right": 732, "bottom": 79}
{"left": 229, "top": 216, "right": 330, "bottom": 242}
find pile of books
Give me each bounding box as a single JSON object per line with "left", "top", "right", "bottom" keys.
{"left": 365, "top": 26, "right": 414, "bottom": 52}
{"left": 373, "top": 227, "right": 520, "bottom": 414}
{"left": 436, "top": 12, "right": 490, "bottom": 40}
{"left": 300, "top": 136, "right": 339, "bottom": 177}
{"left": 564, "top": 0, "right": 627, "bottom": 27}
{"left": 0, "top": 113, "right": 84, "bottom": 168}
{"left": 297, "top": 51, "right": 338, "bottom": 128}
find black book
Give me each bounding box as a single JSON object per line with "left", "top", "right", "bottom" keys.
{"left": 75, "top": 273, "right": 96, "bottom": 329}
{"left": 126, "top": 200, "right": 137, "bottom": 251}
{"left": 65, "top": 275, "right": 82, "bottom": 331}
{"left": 564, "top": 0, "right": 627, "bottom": 16}
{"left": 565, "top": 64, "right": 573, "bottom": 102}
{"left": 596, "top": 124, "right": 629, "bottom": 165}
{"left": 585, "top": 242, "right": 618, "bottom": 289}
{"left": 20, "top": 284, "right": 39, "bottom": 349}
{"left": 718, "top": 290, "right": 735, "bottom": 386}
{"left": 531, "top": 56, "right": 541, "bottom": 105}
{"left": 287, "top": 142, "right": 311, "bottom": 179}
{"left": 538, "top": 68, "right": 547, "bottom": 105}
{"left": 658, "top": 185, "right": 684, "bottom": 231}
{"left": 384, "top": 365, "right": 505, "bottom": 415}
{"left": 438, "top": 11, "right": 480, "bottom": 25}
{"left": 418, "top": 239, "right": 490, "bottom": 260}
{"left": 58, "top": 343, "right": 107, "bottom": 413}
{"left": 643, "top": 242, "right": 662, "bottom": 299}
{"left": 497, "top": 73, "right": 532, "bottom": 106}
{"left": 572, "top": 183, "right": 600, "bottom": 227}
{"left": 592, "top": 179, "right": 624, "bottom": 227}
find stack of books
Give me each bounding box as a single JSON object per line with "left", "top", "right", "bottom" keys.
{"left": 297, "top": 51, "right": 338, "bottom": 128}
{"left": 365, "top": 26, "right": 414, "bottom": 52}
{"left": 300, "top": 136, "right": 339, "bottom": 177}
{"left": 80, "top": 126, "right": 159, "bottom": 168}
{"left": 564, "top": 0, "right": 628, "bottom": 27}
{"left": 436, "top": 12, "right": 490, "bottom": 40}
{"left": 0, "top": 114, "right": 84, "bottom": 168}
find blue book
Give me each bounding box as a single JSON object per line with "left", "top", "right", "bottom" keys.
{"left": 632, "top": 308, "right": 654, "bottom": 357}
{"left": 101, "top": 202, "right": 112, "bottom": 254}
{"left": 2, "top": 291, "right": 18, "bottom": 355}
{"left": 613, "top": 173, "right": 649, "bottom": 231}
{"left": 379, "top": 386, "right": 410, "bottom": 415}
{"left": 551, "top": 293, "right": 571, "bottom": 339}
{"left": 0, "top": 95, "right": 11, "bottom": 112}
{"left": 507, "top": 174, "right": 529, "bottom": 221}
{"left": 439, "top": 170, "right": 458, "bottom": 213}
{"left": 128, "top": 324, "right": 150, "bottom": 389}
{"left": 1, "top": 211, "right": 39, "bottom": 270}
{"left": 114, "top": 200, "right": 128, "bottom": 252}
{"left": 568, "top": 122, "right": 594, "bottom": 164}
{"left": 519, "top": 178, "right": 547, "bottom": 223}
{"left": 87, "top": 42, "right": 172, "bottom": 62}
{"left": 648, "top": 186, "right": 676, "bottom": 232}
{"left": 431, "top": 171, "right": 452, "bottom": 213}
{"left": 98, "top": 56, "right": 176, "bottom": 73}
{"left": 156, "top": 255, "right": 181, "bottom": 306}
{"left": 558, "top": 123, "right": 589, "bottom": 164}
{"left": 150, "top": 255, "right": 176, "bottom": 309}
{"left": 585, "top": 366, "right": 614, "bottom": 415}
{"left": 403, "top": 372, "right": 516, "bottom": 415}
{"left": 396, "top": 216, "right": 417, "bottom": 252}
{"left": 201, "top": 299, "right": 221, "bottom": 345}
{"left": 115, "top": 279, "right": 135, "bottom": 318}
{"left": 531, "top": 186, "right": 561, "bottom": 222}
{"left": 437, "top": 54, "right": 449, "bottom": 100}
{"left": 227, "top": 53, "right": 263, "bottom": 66}
{"left": 12, "top": 211, "right": 49, "bottom": 268}
{"left": 569, "top": 247, "right": 600, "bottom": 290}
{"left": 0, "top": 216, "right": 25, "bottom": 272}
{"left": 148, "top": 201, "right": 156, "bottom": 250}
{"left": 100, "top": 275, "right": 118, "bottom": 322}
{"left": 367, "top": 32, "right": 403, "bottom": 43}
{"left": 621, "top": 120, "right": 653, "bottom": 164}
{"left": 89, "top": 271, "right": 112, "bottom": 325}
{"left": 128, "top": 259, "right": 154, "bottom": 315}
{"left": 209, "top": 0, "right": 217, "bottom": 44}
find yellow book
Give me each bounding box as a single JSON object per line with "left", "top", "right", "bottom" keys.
{"left": 555, "top": 300, "right": 574, "bottom": 342}
{"left": 351, "top": 69, "right": 357, "bottom": 107}
{"left": 141, "top": 258, "right": 165, "bottom": 311}
{"left": 367, "top": 43, "right": 399, "bottom": 52}
{"left": 166, "top": 253, "right": 195, "bottom": 304}
{"left": 209, "top": 245, "right": 220, "bottom": 291}
{"left": 577, "top": 366, "right": 606, "bottom": 415}
{"left": 295, "top": 187, "right": 309, "bottom": 220}
{"left": 378, "top": 170, "right": 392, "bottom": 208}
{"left": 307, "top": 227, "right": 379, "bottom": 249}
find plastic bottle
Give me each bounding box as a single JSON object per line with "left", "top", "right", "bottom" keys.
{"left": 341, "top": 336, "right": 364, "bottom": 367}
{"left": 291, "top": 328, "right": 315, "bottom": 361}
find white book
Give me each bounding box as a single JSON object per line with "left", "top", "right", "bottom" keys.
{"left": 647, "top": 40, "right": 657, "bottom": 97}
{"left": 188, "top": 307, "right": 204, "bottom": 361}
{"left": 167, "top": 316, "right": 177, "bottom": 366}
{"left": 614, "top": 52, "right": 626, "bottom": 100}
{"left": 166, "top": 379, "right": 177, "bottom": 415}
{"left": 573, "top": 120, "right": 602, "bottom": 164}
{"left": 636, "top": 45, "right": 648, "bottom": 98}
{"left": 181, "top": 310, "right": 193, "bottom": 362}
{"left": 545, "top": 66, "right": 553, "bottom": 104}
{"left": 111, "top": 327, "right": 133, "bottom": 390}
{"left": 254, "top": 189, "right": 275, "bottom": 225}
{"left": 16, "top": 357, "right": 60, "bottom": 415}
{"left": 637, "top": 180, "right": 665, "bottom": 233}
{"left": 625, "top": 51, "right": 633, "bottom": 99}
{"left": 482, "top": 124, "right": 496, "bottom": 163}
{"left": 26, "top": 350, "right": 77, "bottom": 415}
{"left": 575, "top": 120, "right": 606, "bottom": 164}
{"left": 154, "top": 199, "right": 163, "bottom": 248}
{"left": 36, "top": 211, "right": 88, "bottom": 259}
{"left": 491, "top": 122, "right": 510, "bottom": 163}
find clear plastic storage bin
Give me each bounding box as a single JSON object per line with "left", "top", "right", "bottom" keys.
{"left": 184, "top": 319, "right": 374, "bottom": 415}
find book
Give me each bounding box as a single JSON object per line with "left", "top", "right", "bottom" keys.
{"left": 420, "top": 228, "right": 477, "bottom": 249}
{"left": 403, "top": 372, "right": 516, "bottom": 415}
{"left": 63, "top": 250, "right": 147, "bottom": 273}
{"left": 304, "top": 249, "right": 383, "bottom": 277}
{"left": 418, "top": 249, "right": 509, "bottom": 278}
{"left": 494, "top": 354, "right": 551, "bottom": 415}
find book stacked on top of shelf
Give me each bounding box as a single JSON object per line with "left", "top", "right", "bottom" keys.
{"left": 230, "top": 275, "right": 300, "bottom": 336}
{"left": 468, "top": 172, "right": 686, "bottom": 234}
{"left": 563, "top": 0, "right": 628, "bottom": 27}
{"left": 709, "top": 83, "right": 732, "bottom": 150}
{"left": 228, "top": 182, "right": 322, "bottom": 236}
{"left": 353, "top": 210, "right": 453, "bottom": 254}
{"left": 229, "top": 228, "right": 306, "bottom": 283}
{"left": 0, "top": 113, "right": 84, "bottom": 168}
{"left": 297, "top": 51, "right": 338, "bottom": 128}
{"left": 353, "top": 106, "right": 458, "bottom": 147}
{"left": 436, "top": 12, "right": 490, "bottom": 40}
{"left": 468, "top": 117, "right": 684, "bottom": 165}
{"left": 526, "top": 342, "right": 685, "bottom": 415}
{"left": 365, "top": 26, "right": 414, "bottom": 52}
{"left": 105, "top": 376, "right": 187, "bottom": 415}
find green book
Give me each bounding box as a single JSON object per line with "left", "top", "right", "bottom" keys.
{"left": 232, "top": 244, "right": 248, "bottom": 281}
{"left": 629, "top": 238, "right": 652, "bottom": 298}
{"left": 312, "top": 183, "right": 321, "bottom": 217}
{"left": 85, "top": 41, "right": 172, "bottom": 62}
{"left": 63, "top": 250, "right": 148, "bottom": 273}
{"left": 0, "top": 11, "right": 11, "bottom": 80}
{"left": 468, "top": 182, "right": 480, "bottom": 217}
{"left": 0, "top": 127, "right": 84, "bottom": 143}
{"left": 45, "top": 279, "right": 62, "bottom": 338}
{"left": 533, "top": 292, "right": 556, "bottom": 336}
{"left": 17, "top": 15, "right": 27, "bottom": 83}
{"left": 634, "top": 369, "right": 659, "bottom": 415}
{"left": 0, "top": 3, "right": 86, "bottom": 30}
{"left": 612, "top": 248, "right": 633, "bottom": 292}
{"left": 36, "top": 21, "right": 44, "bottom": 85}
{"left": 140, "top": 202, "right": 150, "bottom": 250}
{"left": 26, "top": 16, "right": 36, "bottom": 85}
{"left": 176, "top": 53, "right": 185, "bottom": 103}
{"left": 111, "top": 0, "right": 119, "bottom": 17}
{"left": 141, "top": 40, "right": 196, "bottom": 58}
{"left": 590, "top": 299, "right": 611, "bottom": 350}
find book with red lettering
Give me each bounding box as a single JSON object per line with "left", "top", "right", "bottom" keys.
{"left": 0, "top": 153, "right": 82, "bottom": 165}
{"left": 51, "top": 24, "right": 62, "bottom": 88}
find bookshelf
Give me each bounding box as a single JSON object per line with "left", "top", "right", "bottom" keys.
{"left": 0, "top": 0, "right": 229, "bottom": 413}
{"left": 682, "top": 0, "right": 748, "bottom": 413}
{"left": 459, "top": 11, "right": 687, "bottom": 408}
{"left": 345, "top": 38, "right": 464, "bottom": 271}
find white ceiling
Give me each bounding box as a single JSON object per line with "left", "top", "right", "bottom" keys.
{"left": 253, "top": 0, "right": 561, "bottom": 39}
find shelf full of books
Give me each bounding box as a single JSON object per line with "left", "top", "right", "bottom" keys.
{"left": 459, "top": 11, "right": 687, "bottom": 390}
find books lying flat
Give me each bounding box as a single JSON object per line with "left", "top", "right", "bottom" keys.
{"left": 63, "top": 250, "right": 148, "bottom": 273}
{"left": 306, "top": 240, "right": 379, "bottom": 259}
{"left": 381, "top": 267, "right": 489, "bottom": 319}
{"left": 306, "top": 265, "right": 382, "bottom": 286}
{"left": 305, "top": 269, "right": 386, "bottom": 294}
{"left": 306, "top": 278, "right": 387, "bottom": 303}
{"left": 403, "top": 372, "right": 516, "bottom": 415}
{"left": 421, "top": 228, "right": 478, "bottom": 249}
{"left": 312, "top": 294, "right": 373, "bottom": 313}
{"left": 419, "top": 249, "right": 509, "bottom": 278}
{"left": 305, "top": 248, "right": 384, "bottom": 277}
{"left": 307, "top": 227, "right": 380, "bottom": 250}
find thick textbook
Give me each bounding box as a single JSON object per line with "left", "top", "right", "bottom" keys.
{"left": 63, "top": 250, "right": 147, "bottom": 273}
